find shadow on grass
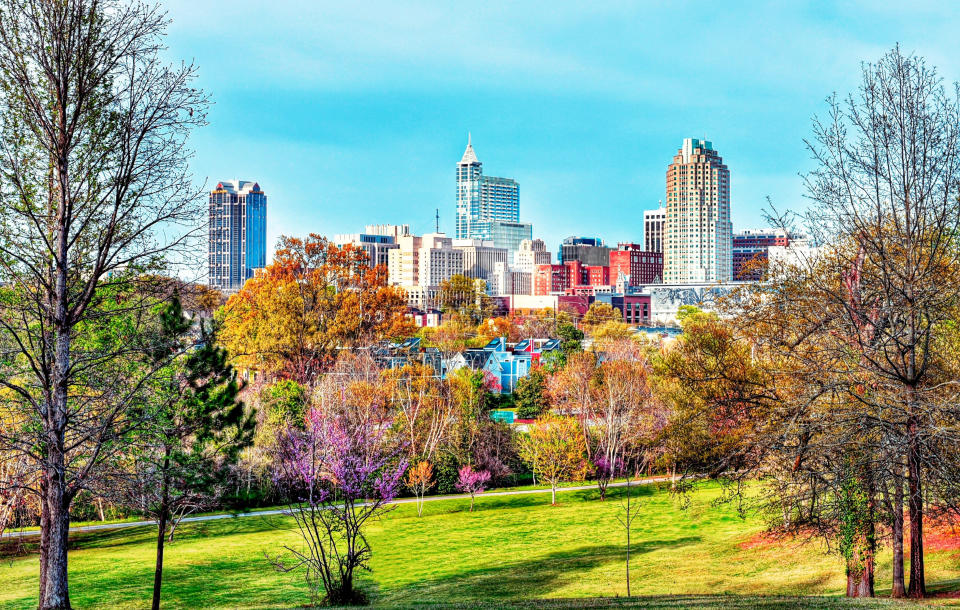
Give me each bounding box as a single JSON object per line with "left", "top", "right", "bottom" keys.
{"left": 379, "top": 538, "right": 700, "bottom": 605}
{"left": 365, "top": 594, "right": 918, "bottom": 608}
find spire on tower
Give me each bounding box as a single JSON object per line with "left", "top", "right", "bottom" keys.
{"left": 459, "top": 133, "right": 479, "bottom": 165}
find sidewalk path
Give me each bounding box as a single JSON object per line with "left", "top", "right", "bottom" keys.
{"left": 1, "top": 477, "right": 668, "bottom": 539}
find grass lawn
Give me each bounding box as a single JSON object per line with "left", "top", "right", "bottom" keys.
{"left": 2, "top": 482, "right": 960, "bottom": 608}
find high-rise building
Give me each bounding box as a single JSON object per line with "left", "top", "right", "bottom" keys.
{"left": 513, "top": 239, "right": 552, "bottom": 273}
{"left": 559, "top": 236, "right": 611, "bottom": 266}
{"left": 663, "top": 138, "right": 732, "bottom": 283}
{"left": 208, "top": 180, "right": 267, "bottom": 292}
{"left": 732, "top": 228, "right": 792, "bottom": 281}
{"left": 643, "top": 206, "right": 665, "bottom": 253}
{"left": 455, "top": 136, "right": 521, "bottom": 246}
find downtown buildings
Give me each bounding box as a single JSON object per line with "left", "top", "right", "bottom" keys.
{"left": 208, "top": 180, "right": 267, "bottom": 292}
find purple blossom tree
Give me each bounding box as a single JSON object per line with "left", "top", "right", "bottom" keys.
{"left": 268, "top": 406, "right": 406, "bottom": 606}
{"left": 456, "top": 465, "right": 491, "bottom": 512}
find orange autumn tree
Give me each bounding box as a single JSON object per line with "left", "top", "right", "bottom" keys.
{"left": 519, "top": 414, "right": 590, "bottom": 505}
{"left": 218, "top": 234, "right": 413, "bottom": 383}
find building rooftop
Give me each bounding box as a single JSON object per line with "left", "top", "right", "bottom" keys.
{"left": 214, "top": 180, "right": 261, "bottom": 195}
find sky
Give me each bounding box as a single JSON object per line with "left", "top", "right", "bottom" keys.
{"left": 161, "top": 1, "right": 960, "bottom": 259}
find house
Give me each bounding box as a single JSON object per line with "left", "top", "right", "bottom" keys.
{"left": 445, "top": 337, "right": 560, "bottom": 394}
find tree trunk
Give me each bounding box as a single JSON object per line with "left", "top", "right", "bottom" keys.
{"left": 551, "top": 485, "right": 557, "bottom": 505}
{"left": 40, "top": 472, "right": 71, "bottom": 610}
{"left": 38, "top": 479, "right": 49, "bottom": 609}
{"left": 153, "top": 510, "right": 167, "bottom": 610}
{"left": 846, "top": 551, "right": 874, "bottom": 598}
{"left": 907, "top": 414, "right": 925, "bottom": 598}
{"left": 891, "top": 477, "right": 906, "bottom": 598}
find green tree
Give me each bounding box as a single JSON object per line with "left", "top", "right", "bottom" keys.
{"left": 515, "top": 368, "right": 549, "bottom": 419}
{"left": 126, "top": 297, "right": 255, "bottom": 610}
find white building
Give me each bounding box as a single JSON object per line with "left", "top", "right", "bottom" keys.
{"left": 388, "top": 233, "right": 464, "bottom": 307}
{"left": 513, "top": 238, "right": 552, "bottom": 273}
{"left": 489, "top": 261, "right": 532, "bottom": 296}
{"left": 663, "top": 138, "right": 732, "bottom": 284}
{"left": 453, "top": 238, "right": 508, "bottom": 287}
{"left": 333, "top": 232, "right": 399, "bottom": 268}
{"left": 643, "top": 206, "right": 665, "bottom": 253}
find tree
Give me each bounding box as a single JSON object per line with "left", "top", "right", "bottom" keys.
{"left": 590, "top": 350, "right": 663, "bottom": 500}
{"left": 582, "top": 302, "right": 623, "bottom": 333}
{"left": 456, "top": 465, "right": 490, "bottom": 512}
{"left": 514, "top": 368, "right": 549, "bottom": 419}
{"left": 799, "top": 46, "right": 960, "bottom": 598}
{"left": 218, "top": 235, "right": 412, "bottom": 384}
{"left": 268, "top": 403, "right": 406, "bottom": 606}
{"left": 438, "top": 274, "right": 492, "bottom": 325}
{"left": 0, "top": 1, "right": 208, "bottom": 603}
{"left": 519, "top": 415, "right": 589, "bottom": 505}
{"left": 384, "top": 363, "right": 454, "bottom": 463}
{"left": 406, "top": 461, "right": 434, "bottom": 517}
{"left": 124, "top": 297, "right": 254, "bottom": 610}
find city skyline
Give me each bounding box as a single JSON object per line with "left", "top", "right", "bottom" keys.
{"left": 161, "top": 2, "right": 959, "bottom": 259}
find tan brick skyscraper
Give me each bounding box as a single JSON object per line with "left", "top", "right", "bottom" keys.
{"left": 663, "top": 138, "right": 732, "bottom": 283}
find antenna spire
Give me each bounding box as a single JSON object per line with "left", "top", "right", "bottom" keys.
{"left": 435, "top": 208, "right": 440, "bottom": 233}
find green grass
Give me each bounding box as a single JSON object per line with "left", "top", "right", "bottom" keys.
{"left": 2, "top": 482, "right": 959, "bottom": 608}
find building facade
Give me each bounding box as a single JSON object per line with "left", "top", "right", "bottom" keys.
{"left": 663, "top": 138, "right": 732, "bottom": 283}
{"left": 558, "top": 236, "right": 612, "bottom": 266}
{"left": 732, "top": 228, "right": 791, "bottom": 281}
{"left": 453, "top": 238, "right": 508, "bottom": 287}
{"left": 609, "top": 243, "right": 663, "bottom": 286}
{"left": 333, "top": 232, "right": 399, "bottom": 268}
{"left": 455, "top": 136, "right": 521, "bottom": 243}
{"left": 208, "top": 180, "right": 267, "bottom": 292}
{"left": 513, "top": 238, "right": 552, "bottom": 273}
{"left": 643, "top": 207, "right": 665, "bottom": 253}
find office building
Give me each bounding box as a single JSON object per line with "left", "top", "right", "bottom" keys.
{"left": 609, "top": 243, "right": 663, "bottom": 286}
{"left": 387, "top": 233, "right": 464, "bottom": 308}
{"left": 513, "top": 239, "right": 552, "bottom": 273}
{"left": 453, "top": 239, "right": 508, "bottom": 286}
{"left": 732, "top": 228, "right": 792, "bottom": 281}
{"left": 455, "top": 136, "right": 523, "bottom": 248}
{"left": 208, "top": 180, "right": 267, "bottom": 292}
{"left": 644, "top": 207, "right": 665, "bottom": 253}
{"left": 663, "top": 138, "right": 732, "bottom": 283}
{"left": 559, "top": 236, "right": 612, "bottom": 266}
{"left": 365, "top": 224, "right": 410, "bottom": 240}
{"left": 333, "top": 232, "right": 399, "bottom": 268}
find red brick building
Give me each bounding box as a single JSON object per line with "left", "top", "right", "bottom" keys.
{"left": 608, "top": 243, "right": 663, "bottom": 286}
{"left": 533, "top": 264, "right": 569, "bottom": 295}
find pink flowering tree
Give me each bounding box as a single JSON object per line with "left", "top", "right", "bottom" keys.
{"left": 268, "top": 407, "right": 406, "bottom": 606}
{"left": 456, "top": 465, "right": 491, "bottom": 512}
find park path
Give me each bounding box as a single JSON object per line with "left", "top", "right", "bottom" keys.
{"left": 1, "top": 477, "right": 668, "bottom": 540}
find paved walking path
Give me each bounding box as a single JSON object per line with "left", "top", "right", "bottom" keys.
{"left": 1, "top": 477, "right": 667, "bottom": 539}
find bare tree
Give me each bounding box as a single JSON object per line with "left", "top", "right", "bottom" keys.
{"left": 0, "top": 1, "right": 207, "bottom": 607}
{"left": 803, "top": 45, "right": 960, "bottom": 598}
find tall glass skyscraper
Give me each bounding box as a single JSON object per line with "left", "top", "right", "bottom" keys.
{"left": 455, "top": 135, "right": 521, "bottom": 246}
{"left": 208, "top": 180, "right": 267, "bottom": 292}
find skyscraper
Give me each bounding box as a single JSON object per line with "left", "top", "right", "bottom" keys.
{"left": 208, "top": 180, "right": 267, "bottom": 292}
{"left": 455, "top": 135, "right": 522, "bottom": 252}
{"left": 663, "top": 138, "right": 732, "bottom": 283}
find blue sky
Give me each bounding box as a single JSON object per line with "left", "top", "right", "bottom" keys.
{"left": 162, "top": 1, "right": 959, "bottom": 258}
